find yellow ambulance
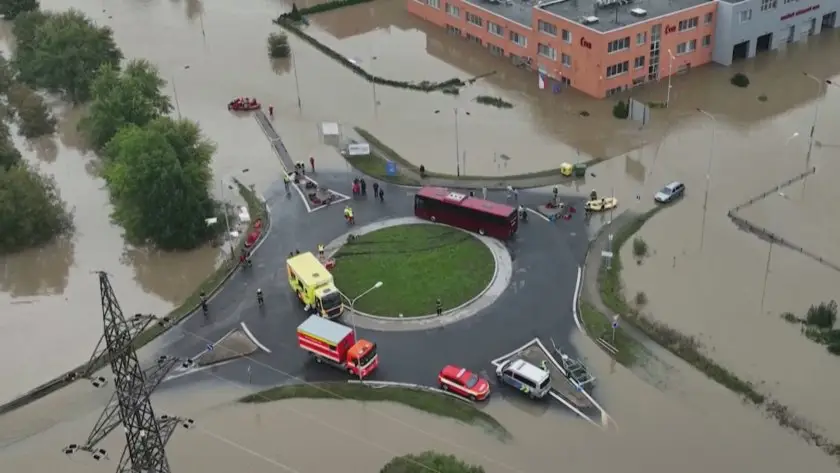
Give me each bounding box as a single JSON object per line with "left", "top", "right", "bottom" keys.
{"left": 286, "top": 252, "right": 343, "bottom": 318}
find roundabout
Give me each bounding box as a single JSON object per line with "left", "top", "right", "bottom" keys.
{"left": 331, "top": 222, "right": 495, "bottom": 317}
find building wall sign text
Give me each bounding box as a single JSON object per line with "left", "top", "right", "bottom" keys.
{"left": 664, "top": 25, "right": 677, "bottom": 34}
{"left": 781, "top": 4, "right": 819, "bottom": 20}
{"left": 580, "top": 37, "right": 592, "bottom": 49}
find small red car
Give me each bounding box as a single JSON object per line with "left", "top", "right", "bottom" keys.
{"left": 437, "top": 365, "right": 490, "bottom": 401}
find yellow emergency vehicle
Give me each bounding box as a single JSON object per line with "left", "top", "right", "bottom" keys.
{"left": 286, "top": 252, "right": 344, "bottom": 319}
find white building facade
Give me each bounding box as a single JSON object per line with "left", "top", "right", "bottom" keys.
{"left": 713, "top": 0, "right": 839, "bottom": 65}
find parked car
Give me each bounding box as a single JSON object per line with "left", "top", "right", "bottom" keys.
{"left": 438, "top": 365, "right": 490, "bottom": 401}
{"left": 654, "top": 181, "right": 685, "bottom": 203}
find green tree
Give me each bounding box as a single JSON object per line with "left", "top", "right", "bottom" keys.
{"left": 83, "top": 60, "right": 172, "bottom": 150}
{"left": 8, "top": 83, "right": 57, "bottom": 138}
{"left": 103, "top": 118, "right": 218, "bottom": 250}
{"left": 380, "top": 452, "right": 485, "bottom": 473}
{"left": 13, "top": 9, "right": 122, "bottom": 102}
{"left": 267, "top": 32, "right": 290, "bottom": 59}
{"left": 0, "top": 162, "right": 73, "bottom": 253}
{"left": 0, "top": 122, "right": 22, "bottom": 170}
{"left": 0, "top": 0, "right": 39, "bottom": 20}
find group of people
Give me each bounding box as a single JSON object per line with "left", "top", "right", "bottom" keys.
{"left": 352, "top": 177, "right": 385, "bottom": 201}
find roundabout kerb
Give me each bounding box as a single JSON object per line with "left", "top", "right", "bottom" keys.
{"left": 323, "top": 217, "right": 513, "bottom": 332}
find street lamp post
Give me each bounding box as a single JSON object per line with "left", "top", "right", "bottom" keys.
{"left": 666, "top": 50, "right": 675, "bottom": 108}
{"left": 434, "top": 108, "right": 470, "bottom": 176}
{"left": 341, "top": 281, "right": 383, "bottom": 381}
{"left": 696, "top": 108, "right": 717, "bottom": 252}
{"left": 171, "top": 65, "right": 190, "bottom": 120}
{"left": 802, "top": 72, "right": 824, "bottom": 191}
{"left": 370, "top": 56, "right": 378, "bottom": 112}
{"left": 291, "top": 51, "right": 302, "bottom": 112}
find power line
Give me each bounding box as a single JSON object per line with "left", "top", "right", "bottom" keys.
{"left": 175, "top": 326, "right": 526, "bottom": 473}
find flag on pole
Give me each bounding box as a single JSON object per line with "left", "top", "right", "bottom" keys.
{"left": 538, "top": 73, "right": 546, "bottom": 90}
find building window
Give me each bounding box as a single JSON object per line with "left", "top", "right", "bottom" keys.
{"left": 537, "top": 43, "right": 557, "bottom": 60}
{"left": 607, "top": 36, "right": 630, "bottom": 53}
{"left": 561, "top": 53, "right": 571, "bottom": 67}
{"left": 760, "top": 0, "right": 777, "bottom": 10}
{"left": 466, "top": 12, "right": 482, "bottom": 26}
{"left": 636, "top": 32, "right": 646, "bottom": 45}
{"left": 426, "top": 0, "right": 440, "bottom": 8}
{"left": 510, "top": 31, "right": 527, "bottom": 47}
{"left": 678, "top": 17, "right": 698, "bottom": 31}
{"left": 702, "top": 34, "right": 711, "bottom": 47}
{"left": 465, "top": 33, "right": 482, "bottom": 45}
{"left": 538, "top": 20, "right": 557, "bottom": 36}
{"left": 561, "top": 29, "right": 572, "bottom": 43}
{"left": 704, "top": 12, "right": 713, "bottom": 23}
{"left": 606, "top": 86, "right": 626, "bottom": 97}
{"left": 488, "top": 44, "right": 505, "bottom": 56}
{"left": 676, "top": 39, "right": 696, "bottom": 55}
{"left": 445, "top": 25, "right": 462, "bottom": 36}
{"left": 739, "top": 9, "right": 752, "bottom": 23}
{"left": 488, "top": 21, "right": 504, "bottom": 37}
{"left": 633, "top": 56, "right": 645, "bottom": 69}
{"left": 606, "top": 61, "right": 629, "bottom": 78}
{"left": 445, "top": 3, "right": 460, "bottom": 17}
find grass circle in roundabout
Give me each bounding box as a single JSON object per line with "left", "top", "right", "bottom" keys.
{"left": 331, "top": 224, "right": 495, "bottom": 317}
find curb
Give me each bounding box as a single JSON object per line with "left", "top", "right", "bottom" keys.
{"left": 345, "top": 379, "right": 474, "bottom": 405}
{"left": 0, "top": 189, "right": 274, "bottom": 417}
{"left": 324, "top": 217, "right": 512, "bottom": 330}
{"left": 572, "top": 266, "right": 584, "bottom": 332}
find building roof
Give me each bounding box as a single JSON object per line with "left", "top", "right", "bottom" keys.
{"left": 417, "top": 186, "right": 517, "bottom": 218}
{"left": 464, "top": 0, "right": 535, "bottom": 27}
{"left": 298, "top": 315, "right": 352, "bottom": 345}
{"left": 539, "top": 0, "right": 714, "bottom": 33}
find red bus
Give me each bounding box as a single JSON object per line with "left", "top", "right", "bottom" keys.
{"left": 414, "top": 187, "right": 518, "bottom": 240}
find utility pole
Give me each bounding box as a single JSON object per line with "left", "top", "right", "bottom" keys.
{"left": 760, "top": 240, "right": 774, "bottom": 316}
{"left": 801, "top": 72, "right": 824, "bottom": 196}
{"left": 435, "top": 108, "right": 470, "bottom": 176}
{"left": 291, "top": 51, "right": 302, "bottom": 112}
{"left": 64, "top": 272, "right": 193, "bottom": 473}
{"left": 696, "top": 108, "right": 717, "bottom": 252}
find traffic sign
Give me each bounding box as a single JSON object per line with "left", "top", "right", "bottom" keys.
{"left": 601, "top": 251, "right": 614, "bottom": 258}
{"left": 206, "top": 343, "right": 214, "bottom": 352}
{"left": 385, "top": 160, "right": 397, "bottom": 177}
{"left": 611, "top": 315, "right": 620, "bottom": 329}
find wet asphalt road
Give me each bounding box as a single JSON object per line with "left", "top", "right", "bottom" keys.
{"left": 155, "top": 171, "right": 589, "bottom": 392}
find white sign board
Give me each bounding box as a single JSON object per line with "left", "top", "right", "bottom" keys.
{"left": 347, "top": 143, "right": 370, "bottom": 156}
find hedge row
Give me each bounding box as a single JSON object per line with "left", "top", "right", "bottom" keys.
{"left": 287, "top": 0, "right": 373, "bottom": 16}
{"left": 272, "top": 17, "right": 465, "bottom": 93}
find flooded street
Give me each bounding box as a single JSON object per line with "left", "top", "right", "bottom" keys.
{"left": 1, "top": 340, "right": 837, "bottom": 472}
{"left": 1, "top": 0, "right": 839, "bottom": 465}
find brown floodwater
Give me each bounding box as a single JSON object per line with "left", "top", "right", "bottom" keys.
{"left": 1, "top": 338, "right": 836, "bottom": 472}
{"left": 2, "top": 0, "right": 839, "bottom": 465}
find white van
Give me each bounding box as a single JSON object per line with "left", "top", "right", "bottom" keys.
{"left": 495, "top": 358, "right": 551, "bottom": 399}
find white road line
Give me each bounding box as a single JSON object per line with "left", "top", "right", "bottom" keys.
{"left": 164, "top": 359, "right": 239, "bottom": 382}
{"left": 572, "top": 266, "right": 584, "bottom": 332}
{"left": 526, "top": 207, "right": 550, "bottom": 222}
{"left": 241, "top": 322, "right": 272, "bottom": 353}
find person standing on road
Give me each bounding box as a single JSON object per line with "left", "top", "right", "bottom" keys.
{"left": 372, "top": 181, "right": 379, "bottom": 198}
{"left": 436, "top": 298, "right": 442, "bottom": 316}
{"left": 318, "top": 244, "right": 325, "bottom": 258}
{"left": 378, "top": 188, "right": 384, "bottom": 202}
{"left": 283, "top": 173, "right": 290, "bottom": 192}
{"left": 360, "top": 178, "right": 367, "bottom": 196}
{"left": 268, "top": 104, "right": 274, "bottom": 118}
{"left": 309, "top": 156, "right": 315, "bottom": 173}
{"left": 481, "top": 187, "right": 487, "bottom": 200}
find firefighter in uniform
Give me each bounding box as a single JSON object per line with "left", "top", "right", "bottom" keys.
{"left": 318, "top": 244, "right": 325, "bottom": 258}
{"left": 540, "top": 360, "right": 548, "bottom": 371}
{"left": 283, "top": 173, "right": 290, "bottom": 192}
{"left": 436, "top": 298, "right": 442, "bottom": 316}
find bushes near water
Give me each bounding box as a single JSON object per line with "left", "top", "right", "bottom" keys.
{"left": 267, "top": 32, "right": 290, "bottom": 59}
{"left": 282, "top": 0, "right": 373, "bottom": 18}
{"left": 474, "top": 95, "right": 513, "bottom": 109}
{"left": 730, "top": 72, "right": 750, "bottom": 88}
{"left": 612, "top": 100, "right": 629, "bottom": 119}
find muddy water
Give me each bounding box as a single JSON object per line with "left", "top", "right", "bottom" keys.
{"left": 611, "top": 47, "right": 840, "bottom": 440}
{"left": 0, "top": 103, "right": 221, "bottom": 404}
{"left": 1, "top": 354, "right": 836, "bottom": 472}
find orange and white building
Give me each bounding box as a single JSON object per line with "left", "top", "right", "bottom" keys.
{"left": 408, "top": 0, "right": 718, "bottom": 98}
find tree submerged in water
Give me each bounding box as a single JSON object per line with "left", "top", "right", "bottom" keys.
{"left": 267, "top": 32, "right": 291, "bottom": 59}
{"left": 380, "top": 451, "right": 485, "bottom": 473}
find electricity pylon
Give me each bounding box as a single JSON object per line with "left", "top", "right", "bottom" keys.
{"left": 64, "top": 272, "right": 193, "bottom": 473}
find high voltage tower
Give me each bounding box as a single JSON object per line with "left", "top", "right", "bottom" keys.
{"left": 63, "top": 271, "right": 195, "bottom": 473}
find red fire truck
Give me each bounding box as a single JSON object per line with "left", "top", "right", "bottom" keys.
{"left": 413, "top": 186, "right": 519, "bottom": 240}
{"left": 296, "top": 315, "right": 379, "bottom": 378}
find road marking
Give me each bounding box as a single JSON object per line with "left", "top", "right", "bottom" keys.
{"left": 572, "top": 266, "right": 584, "bottom": 332}
{"left": 526, "top": 207, "right": 550, "bottom": 222}
{"left": 285, "top": 174, "right": 351, "bottom": 214}
{"left": 164, "top": 359, "right": 239, "bottom": 382}
{"left": 241, "top": 322, "right": 272, "bottom": 353}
